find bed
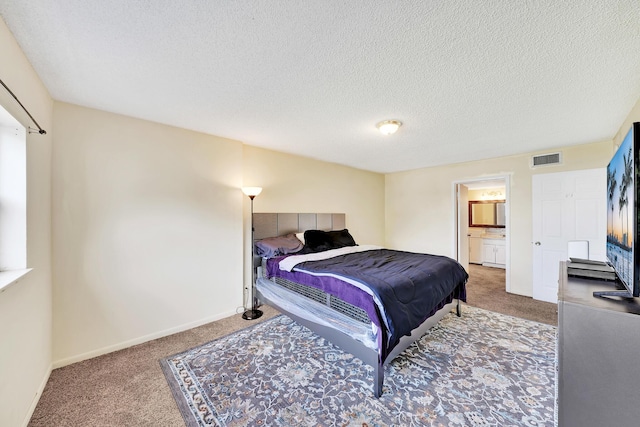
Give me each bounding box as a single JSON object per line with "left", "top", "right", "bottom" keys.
{"left": 252, "top": 213, "right": 468, "bottom": 398}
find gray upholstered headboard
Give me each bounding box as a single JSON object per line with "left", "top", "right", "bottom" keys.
{"left": 253, "top": 213, "right": 346, "bottom": 240}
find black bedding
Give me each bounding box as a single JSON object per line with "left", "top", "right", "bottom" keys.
{"left": 292, "top": 249, "right": 468, "bottom": 353}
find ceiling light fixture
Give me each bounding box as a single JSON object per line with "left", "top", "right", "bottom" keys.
{"left": 376, "top": 120, "right": 402, "bottom": 135}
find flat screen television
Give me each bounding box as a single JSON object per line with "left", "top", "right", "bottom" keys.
{"left": 602, "top": 122, "right": 640, "bottom": 298}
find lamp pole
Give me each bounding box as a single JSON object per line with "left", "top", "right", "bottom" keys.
{"left": 242, "top": 188, "right": 263, "bottom": 320}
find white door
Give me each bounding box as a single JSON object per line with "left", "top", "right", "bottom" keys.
{"left": 457, "top": 184, "right": 470, "bottom": 271}
{"left": 532, "top": 169, "right": 606, "bottom": 302}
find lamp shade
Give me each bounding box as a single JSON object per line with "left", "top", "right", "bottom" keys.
{"left": 242, "top": 187, "right": 263, "bottom": 197}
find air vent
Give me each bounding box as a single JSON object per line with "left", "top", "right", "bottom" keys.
{"left": 531, "top": 152, "right": 562, "bottom": 167}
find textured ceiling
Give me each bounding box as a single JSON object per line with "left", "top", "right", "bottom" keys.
{"left": 2, "top": 1, "right": 640, "bottom": 173}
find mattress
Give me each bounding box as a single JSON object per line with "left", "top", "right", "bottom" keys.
{"left": 256, "top": 277, "right": 378, "bottom": 350}
{"left": 262, "top": 246, "right": 468, "bottom": 355}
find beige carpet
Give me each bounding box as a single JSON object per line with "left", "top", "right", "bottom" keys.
{"left": 465, "top": 264, "right": 557, "bottom": 326}
{"left": 28, "top": 306, "right": 280, "bottom": 427}
{"left": 29, "top": 269, "right": 557, "bottom": 426}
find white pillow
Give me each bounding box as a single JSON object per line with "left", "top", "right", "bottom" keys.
{"left": 295, "top": 232, "right": 305, "bottom": 245}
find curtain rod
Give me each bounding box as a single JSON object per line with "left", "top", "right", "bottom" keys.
{"left": 0, "top": 78, "right": 47, "bottom": 135}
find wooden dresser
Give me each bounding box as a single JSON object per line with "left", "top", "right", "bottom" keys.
{"left": 557, "top": 261, "right": 640, "bottom": 426}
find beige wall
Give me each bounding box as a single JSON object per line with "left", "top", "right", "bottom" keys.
{"left": 52, "top": 103, "right": 244, "bottom": 365}
{"left": 0, "top": 18, "right": 54, "bottom": 427}
{"left": 615, "top": 95, "right": 640, "bottom": 146}
{"left": 49, "top": 108, "right": 386, "bottom": 369}
{"left": 385, "top": 141, "right": 614, "bottom": 297}
{"left": 242, "top": 145, "right": 385, "bottom": 245}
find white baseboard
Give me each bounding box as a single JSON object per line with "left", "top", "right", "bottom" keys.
{"left": 52, "top": 309, "right": 238, "bottom": 369}
{"left": 22, "top": 362, "right": 52, "bottom": 427}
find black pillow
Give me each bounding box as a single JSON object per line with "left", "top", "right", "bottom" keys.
{"left": 303, "top": 229, "right": 356, "bottom": 253}
{"left": 302, "top": 230, "right": 334, "bottom": 253}
{"left": 327, "top": 229, "right": 357, "bottom": 248}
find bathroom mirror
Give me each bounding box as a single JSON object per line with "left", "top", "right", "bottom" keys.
{"left": 469, "top": 200, "right": 506, "bottom": 227}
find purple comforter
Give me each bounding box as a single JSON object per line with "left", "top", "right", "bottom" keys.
{"left": 269, "top": 249, "right": 468, "bottom": 353}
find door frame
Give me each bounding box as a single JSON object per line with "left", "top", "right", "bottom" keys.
{"left": 453, "top": 175, "right": 511, "bottom": 293}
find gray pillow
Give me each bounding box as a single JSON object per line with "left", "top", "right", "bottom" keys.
{"left": 254, "top": 233, "right": 304, "bottom": 258}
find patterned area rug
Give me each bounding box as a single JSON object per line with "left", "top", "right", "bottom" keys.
{"left": 160, "top": 306, "right": 556, "bottom": 426}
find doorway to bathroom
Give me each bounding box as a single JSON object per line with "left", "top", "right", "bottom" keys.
{"left": 455, "top": 176, "right": 510, "bottom": 293}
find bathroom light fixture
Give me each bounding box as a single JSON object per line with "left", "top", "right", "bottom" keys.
{"left": 376, "top": 120, "right": 402, "bottom": 135}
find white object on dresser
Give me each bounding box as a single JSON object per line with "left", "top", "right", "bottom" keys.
{"left": 567, "top": 240, "right": 589, "bottom": 259}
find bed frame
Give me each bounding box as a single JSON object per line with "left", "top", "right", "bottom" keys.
{"left": 253, "top": 212, "right": 462, "bottom": 397}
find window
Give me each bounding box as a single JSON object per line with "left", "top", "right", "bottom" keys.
{"left": 0, "top": 104, "right": 28, "bottom": 291}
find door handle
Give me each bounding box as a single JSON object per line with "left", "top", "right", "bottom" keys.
{"left": 534, "top": 241, "right": 541, "bottom": 246}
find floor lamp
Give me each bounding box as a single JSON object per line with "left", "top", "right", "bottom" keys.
{"left": 242, "top": 186, "right": 263, "bottom": 320}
